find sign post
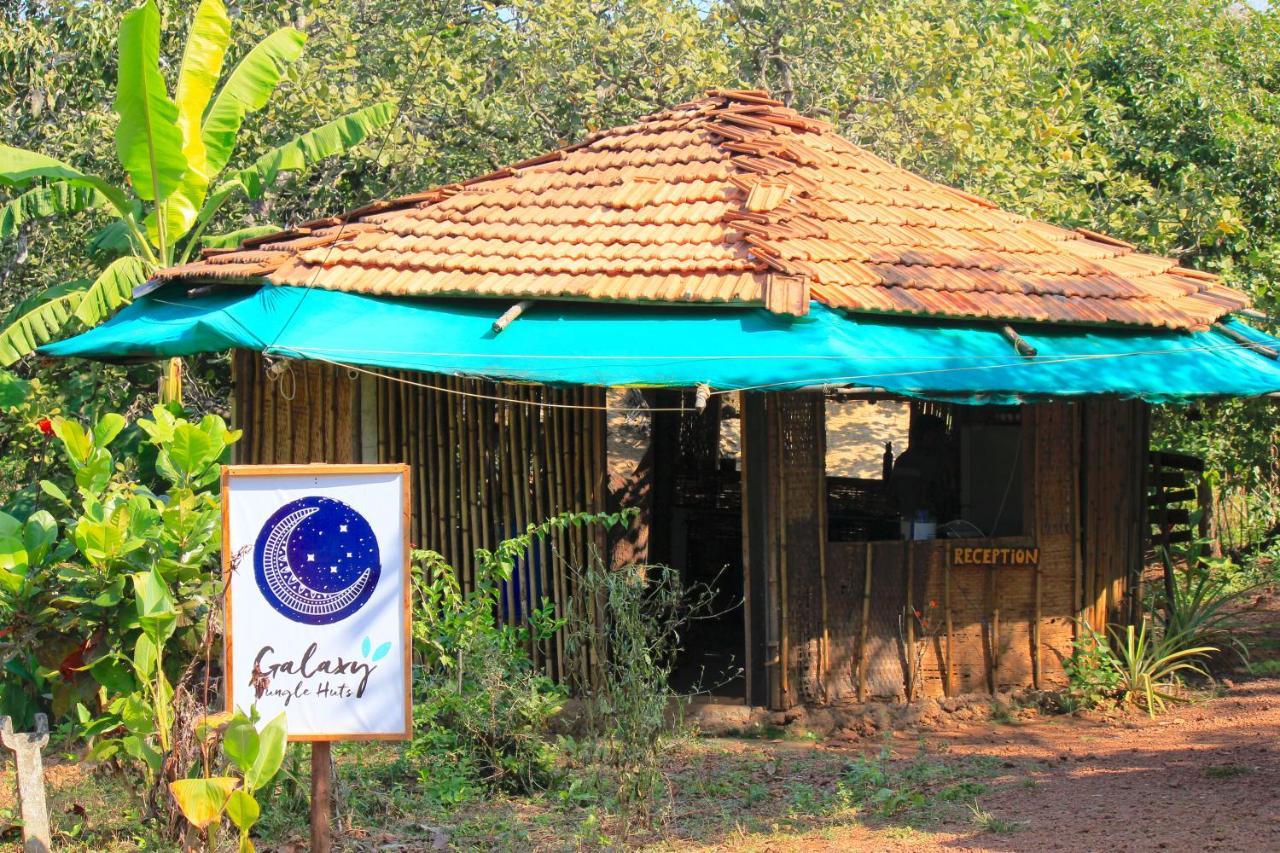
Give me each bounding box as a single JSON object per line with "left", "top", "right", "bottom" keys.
{"left": 222, "top": 464, "right": 412, "bottom": 851}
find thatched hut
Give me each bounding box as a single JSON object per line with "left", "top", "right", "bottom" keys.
{"left": 48, "top": 89, "right": 1280, "bottom": 710}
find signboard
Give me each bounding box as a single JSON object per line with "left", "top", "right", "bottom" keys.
{"left": 222, "top": 464, "right": 411, "bottom": 741}
{"left": 950, "top": 545, "right": 1040, "bottom": 568}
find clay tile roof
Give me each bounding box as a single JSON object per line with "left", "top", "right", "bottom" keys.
{"left": 159, "top": 89, "right": 1250, "bottom": 330}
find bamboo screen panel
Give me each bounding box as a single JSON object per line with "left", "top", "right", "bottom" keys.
{"left": 231, "top": 350, "right": 359, "bottom": 463}
{"left": 770, "top": 391, "right": 827, "bottom": 708}
{"left": 375, "top": 372, "right": 607, "bottom": 681}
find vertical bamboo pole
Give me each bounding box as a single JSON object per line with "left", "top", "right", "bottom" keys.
{"left": 445, "top": 377, "right": 461, "bottom": 576}
{"left": 857, "top": 543, "right": 873, "bottom": 702}
{"left": 775, "top": 397, "right": 790, "bottom": 707}
{"left": 418, "top": 377, "right": 431, "bottom": 545}
{"left": 375, "top": 372, "right": 387, "bottom": 463}
{"left": 1072, "top": 403, "right": 1083, "bottom": 637}
{"left": 529, "top": 387, "right": 554, "bottom": 676}
{"left": 496, "top": 388, "right": 515, "bottom": 624}
{"left": 988, "top": 566, "right": 1000, "bottom": 695}
{"left": 904, "top": 542, "right": 915, "bottom": 700}
{"left": 477, "top": 381, "right": 493, "bottom": 559}
{"left": 517, "top": 386, "right": 538, "bottom": 668}
{"left": 944, "top": 548, "right": 954, "bottom": 697}
{"left": 406, "top": 378, "right": 421, "bottom": 547}
{"left": 458, "top": 380, "right": 475, "bottom": 592}
{"left": 431, "top": 376, "right": 448, "bottom": 566}
{"left": 816, "top": 395, "right": 831, "bottom": 699}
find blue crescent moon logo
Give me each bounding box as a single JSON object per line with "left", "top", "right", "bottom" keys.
{"left": 253, "top": 496, "right": 381, "bottom": 624}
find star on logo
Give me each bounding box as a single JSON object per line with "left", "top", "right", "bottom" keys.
{"left": 339, "top": 524, "right": 349, "bottom": 533}
{"left": 307, "top": 554, "right": 315, "bottom": 562}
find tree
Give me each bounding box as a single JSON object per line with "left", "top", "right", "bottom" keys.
{"left": 0, "top": 0, "right": 394, "bottom": 366}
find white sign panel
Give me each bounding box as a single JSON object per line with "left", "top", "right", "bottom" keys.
{"left": 222, "top": 464, "right": 411, "bottom": 741}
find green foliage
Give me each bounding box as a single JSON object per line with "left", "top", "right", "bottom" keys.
{"left": 1108, "top": 621, "right": 1216, "bottom": 717}
{"left": 1063, "top": 625, "right": 1123, "bottom": 711}
{"left": 0, "top": 0, "right": 393, "bottom": 363}
{"left": 171, "top": 709, "right": 287, "bottom": 852}
{"left": 404, "top": 517, "right": 620, "bottom": 806}
{"left": 0, "top": 405, "right": 236, "bottom": 753}
{"left": 1154, "top": 548, "right": 1255, "bottom": 662}
{"left": 559, "top": 552, "right": 718, "bottom": 835}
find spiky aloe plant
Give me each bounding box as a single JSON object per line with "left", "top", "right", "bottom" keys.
{"left": 1108, "top": 621, "right": 1215, "bottom": 717}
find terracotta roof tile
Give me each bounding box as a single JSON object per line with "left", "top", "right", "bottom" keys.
{"left": 157, "top": 90, "right": 1250, "bottom": 329}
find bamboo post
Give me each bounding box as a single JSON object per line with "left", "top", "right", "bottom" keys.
{"left": 496, "top": 390, "right": 516, "bottom": 623}
{"left": 904, "top": 542, "right": 915, "bottom": 700}
{"left": 445, "top": 377, "right": 462, "bottom": 574}
{"left": 518, "top": 387, "right": 538, "bottom": 663}
{"left": 816, "top": 395, "right": 831, "bottom": 699}
{"left": 943, "top": 549, "right": 954, "bottom": 697}
{"left": 775, "top": 397, "right": 790, "bottom": 707}
{"left": 857, "top": 544, "right": 873, "bottom": 702}
{"left": 455, "top": 378, "right": 473, "bottom": 588}
{"left": 988, "top": 567, "right": 1000, "bottom": 695}
{"left": 1033, "top": 522, "right": 1043, "bottom": 691}
{"left": 431, "top": 376, "right": 448, "bottom": 577}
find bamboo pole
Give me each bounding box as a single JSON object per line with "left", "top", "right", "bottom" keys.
{"left": 445, "top": 377, "right": 462, "bottom": 577}
{"left": 416, "top": 379, "right": 429, "bottom": 551}
{"left": 816, "top": 395, "right": 831, "bottom": 700}
{"left": 775, "top": 397, "right": 790, "bottom": 708}
{"left": 857, "top": 543, "right": 873, "bottom": 702}
{"left": 476, "top": 380, "right": 493, "bottom": 565}
{"left": 459, "top": 381, "right": 476, "bottom": 592}
{"left": 376, "top": 372, "right": 388, "bottom": 464}
{"left": 430, "top": 376, "right": 447, "bottom": 566}
{"left": 944, "top": 548, "right": 954, "bottom": 697}
{"left": 529, "top": 387, "right": 555, "bottom": 676}
{"left": 904, "top": 542, "right": 915, "bottom": 700}
{"left": 1033, "top": 483, "right": 1044, "bottom": 691}
{"left": 516, "top": 385, "right": 538, "bottom": 668}
{"left": 989, "top": 566, "right": 1000, "bottom": 695}
{"left": 496, "top": 389, "right": 516, "bottom": 625}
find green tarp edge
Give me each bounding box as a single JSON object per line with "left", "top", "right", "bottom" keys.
{"left": 40, "top": 283, "right": 1280, "bottom": 405}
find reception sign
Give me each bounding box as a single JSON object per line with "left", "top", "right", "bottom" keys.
{"left": 222, "top": 464, "right": 412, "bottom": 740}
{"left": 950, "top": 545, "right": 1040, "bottom": 568}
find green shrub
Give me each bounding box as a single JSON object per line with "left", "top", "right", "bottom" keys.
{"left": 0, "top": 406, "right": 235, "bottom": 745}
{"left": 1108, "top": 621, "right": 1215, "bottom": 717}
{"left": 1063, "top": 624, "right": 1123, "bottom": 710}
{"left": 403, "top": 513, "right": 630, "bottom": 807}
{"left": 561, "top": 558, "right": 712, "bottom": 835}
{"left": 1155, "top": 549, "right": 1254, "bottom": 662}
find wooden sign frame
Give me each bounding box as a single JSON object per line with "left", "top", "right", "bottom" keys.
{"left": 221, "top": 463, "right": 413, "bottom": 742}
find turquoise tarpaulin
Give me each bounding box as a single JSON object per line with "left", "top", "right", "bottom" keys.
{"left": 40, "top": 283, "right": 1280, "bottom": 405}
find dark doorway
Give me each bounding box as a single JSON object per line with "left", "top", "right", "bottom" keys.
{"left": 641, "top": 389, "right": 746, "bottom": 699}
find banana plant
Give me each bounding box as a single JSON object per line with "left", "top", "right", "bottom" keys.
{"left": 0, "top": 0, "right": 396, "bottom": 366}
{"left": 172, "top": 710, "right": 288, "bottom": 852}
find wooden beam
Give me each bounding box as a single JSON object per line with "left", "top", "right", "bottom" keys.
{"left": 1000, "top": 325, "right": 1038, "bottom": 358}
{"left": 492, "top": 300, "right": 534, "bottom": 334}
{"left": 1213, "top": 322, "right": 1278, "bottom": 359}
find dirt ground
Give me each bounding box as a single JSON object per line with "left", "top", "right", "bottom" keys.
{"left": 7, "top": 589, "right": 1279, "bottom": 852}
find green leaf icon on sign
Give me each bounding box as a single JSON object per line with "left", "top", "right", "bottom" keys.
{"left": 361, "top": 636, "right": 371, "bottom": 657}
{"left": 372, "top": 642, "right": 391, "bottom": 662}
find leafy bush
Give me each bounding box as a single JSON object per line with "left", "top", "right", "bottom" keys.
{"left": 403, "top": 515, "right": 635, "bottom": 806}
{"left": 0, "top": 406, "right": 235, "bottom": 764}
{"left": 561, "top": 558, "right": 714, "bottom": 834}
{"left": 1063, "top": 625, "right": 1123, "bottom": 711}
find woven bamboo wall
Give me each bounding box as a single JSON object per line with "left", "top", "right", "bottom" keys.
{"left": 231, "top": 351, "right": 607, "bottom": 682}
{"left": 769, "top": 392, "right": 828, "bottom": 707}
{"left": 231, "top": 350, "right": 360, "bottom": 463}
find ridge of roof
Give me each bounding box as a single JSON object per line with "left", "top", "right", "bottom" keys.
{"left": 157, "top": 89, "right": 1250, "bottom": 331}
